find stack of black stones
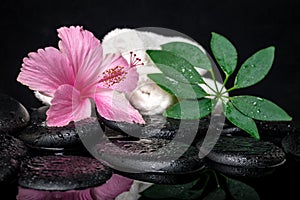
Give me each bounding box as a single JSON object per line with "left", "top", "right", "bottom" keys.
{"left": 0, "top": 92, "right": 299, "bottom": 199}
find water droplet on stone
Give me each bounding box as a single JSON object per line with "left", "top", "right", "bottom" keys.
{"left": 19, "top": 117, "right": 25, "bottom": 123}
{"left": 9, "top": 111, "right": 15, "bottom": 117}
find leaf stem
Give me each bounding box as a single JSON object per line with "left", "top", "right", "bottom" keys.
{"left": 205, "top": 93, "right": 217, "bottom": 97}
{"left": 222, "top": 86, "right": 236, "bottom": 95}
{"left": 210, "top": 169, "right": 221, "bottom": 188}
{"left": 220, "top": 74, "right": 230, "bottom": 93}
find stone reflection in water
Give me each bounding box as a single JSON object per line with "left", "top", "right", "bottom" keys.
{"left": 17, "top": 174, "right": 133, "bottom": 200}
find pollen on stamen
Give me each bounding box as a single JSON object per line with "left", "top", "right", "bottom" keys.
{"left": 99, "top": 66, "right": 128, "bottom": 88}
{"left": 130, "top": 51, "right": 144, "bottom": 67}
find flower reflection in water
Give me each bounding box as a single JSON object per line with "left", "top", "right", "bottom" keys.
{"left": 17, "top": 174, "right": 133, "bottom": 200}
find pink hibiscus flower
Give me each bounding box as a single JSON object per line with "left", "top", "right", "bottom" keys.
{"left": 17, "top": 26, "right": 145, "bottom": 126}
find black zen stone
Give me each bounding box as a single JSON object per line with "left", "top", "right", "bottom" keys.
{"left": 255, "top": 120, "right": 296, "bottom": 145}
{"left": 206, "top": 160, "right": 277, "bottom": 178}
{"left": 0, "top": 93, "right": 30, "bottom": 134}
{"left": 96, "top": 138, "right": 205, "bottom": 184}
{"left": 29, "top": 106, "right": 49, "bottom": 124}
{"left": 98, "top": 114, "right": 239, "bottom": 142}
{"left": 18, "top": 117, "right": 102, "bottom": 152}
{"left": 0, "top": 134, "right": 28, "bottom": 185}
{"left": 198, "top": 136, "right": 286, "bottom": 168}
{"left": 281, "top": 131, "right": 300, "bottom": 159}
{"left": 0, "top": 157, "right": 18, "bottom": 185}
{"left": 18, "top": 155, "right": 112, "bottom": 191}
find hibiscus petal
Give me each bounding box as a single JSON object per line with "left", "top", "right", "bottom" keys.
{"left": 17, "top": 47, "right": 74, "bottom": 97}
{"left": 94, "top": 89, "right": 145, "bottom": 124}
{"left": 17, "top": 187, "right": 93, "bottom": 200}
{"left": 75, "top": 45, "right": 103, "bottom": 97}
{"left": 92, "top": 174, "right": 133, "bottom": 200}
{"left": 99, "top": 54, "right": 129, "bottom": 73}
{"left": 98, "top": 55, "right": 138, "bottom": 93}
{"left": 58, "top": 26, "right": 101, "bottom": 75}
{"left": 112, "top": 67, "right": 139, "bottom": 93}
{"left": 46, "top": 85, "right": 91, "bottom": 127}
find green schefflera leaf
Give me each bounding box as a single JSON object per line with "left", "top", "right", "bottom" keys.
{"left": 146, "top": 50, "right": 205, "bottom": 84}
{"left": 223, "top": 102, "right": 259, "bottom": 139}
{"left": 230, "top": 95, "right": 292, "bottom": 121}
{"left": 161, "top": 42, "right": 212, "bottom": 70}
{"left": 211, "top": 32, "right": 238, "bottom": 76}
{"left": 165, "top": 98, "right": 212, "bottom": 119}
{"left": 234, "top": 46, "right": 275, "bottom": 89}
{"left": 203, "top": 188, "right": 226, "bottom": 200}
{"left": 227, "top": 178, "right": 260, "bottom": 200}
{"left": 148, "top": 73, "right": 207, "bottom": 99}
{"left": 140, "top": 178, "right": 204, "bottom": 199}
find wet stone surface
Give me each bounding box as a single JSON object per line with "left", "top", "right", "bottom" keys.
{"left": 96, "top": 138, "right": 205, "bottom": 184}
{"left": 0, "top": 157, "right": 18, "bottom": 185}
{"left": 18, "top": 155, "right": 112, "bottom": 191}
{"left": 0, "top": 93, "right": 30, "bottom": 134}
{"left": 18, "top": 116, "right": 101, "bottom": 152}
{"left": 256, "top": 120, "right": 296, "bottom": 146}
{"left": 0, "top": 133, "right": 28, "bottom": 184}
{"left": 99, "top": 114, "right": 239, "bottom": 142}
{"left": 206, "top": 160, "right": 277, "bottom": 178}
{"left": 198, "top": 136, "right": 286, "bottom": 168}
{"left": 29, "top": 106, "right": 49, "bottom": 124}
{"left": 281, "top": 130, "right": 300, "bottom": 159}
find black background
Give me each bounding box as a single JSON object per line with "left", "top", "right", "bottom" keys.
{"left": 0, "top": 0, "right": 299, "bottom": 199}
{"left": 0, "top": 0, "right": 299, "bottom": 121}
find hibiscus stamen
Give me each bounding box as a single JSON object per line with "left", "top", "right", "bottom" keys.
{"left": 99, "top": 66, "right": 128, "bottom": 87}
{"left": 130, "top": 52, "right": 144, "bottom": 67}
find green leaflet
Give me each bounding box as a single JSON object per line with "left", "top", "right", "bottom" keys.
{"left": 227, "top": 177, "right": 260, "bottom": 200}
{"left": 161, "top": 42, "right": 212, "bottom": 70}
{"left": 164, "top": 98, "right": 212, "bottom": 119}
{"left": 140, "top": 178, "right": 205, "bottom": 199}
{"left": 234, "top": 46, "right": 275, "bottom": 88}
{"left": 230, "top": 95, "right": 292, "bottom": 121}
{"left": 211, "top": 32, "right": 238, "bottom": 76}
{"left": 223, "top": 101, "right": 259, "bottom": 139}
{"left": 146, "top": 50, "right": 205, "bottom": 84}
{"left": 203, "top": 188, "right": 226, "bottom": 200}
{"left": 148, "top": 73, "right": 207, "bottom": 99}
{"left": 146, "top": 33, "right": 291, "bottom": 139}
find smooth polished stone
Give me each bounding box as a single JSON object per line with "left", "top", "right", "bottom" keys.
{"left": 0, "top": 133, "right": 28, "bottom": 185}
{"left": 206, "top": 160, "right": 277, "bottom": 178}
{"left": 98, "top": 114, "right": 238, "bottom": 142}
{"left": 198, "top": 136, "right": 286, "bottom": 168}
{"left": 256, "top": 121, "right": 295, "bottom": 145}
{"left": 17, "top": 174, "right": 133, "bottom": 200}
{"left": 0, "top": 93, "right": 30, "bottom": 134}
{"left": 29, "top": 106, "right": 49, "bottom": 124}
{"left": 0, "top": 133, "right": 28, "bottom": 159}
{"left": 18, "top": 155, "right": 112, "bottom": 191}
{"left": 95, "top": 138, "right": 205, "bottom": 184}
{"left": 281, "top": 131, "right": 300, "bottom": 159}
{"left": 18, "top": 117, "right": 102, "bottom": 152}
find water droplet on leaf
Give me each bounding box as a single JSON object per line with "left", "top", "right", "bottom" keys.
{"left": 257, "top": 109, "right": 261, "bottom": 113}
